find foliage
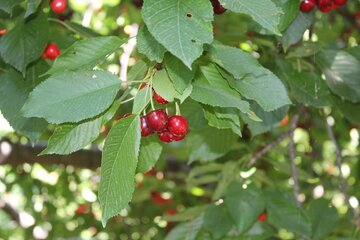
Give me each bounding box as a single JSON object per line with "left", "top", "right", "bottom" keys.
{"left": 0, "top": 0, "right": 359, "bottom": 239}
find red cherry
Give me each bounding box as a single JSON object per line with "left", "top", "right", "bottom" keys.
{"left": 172, "top": 134, "right": 185, "bottom": 142}
{"left": 332, "top": 0, "right": 347, "bottom": 6}
{"left": 151, "top": 191, "right": 173, "bottom": 205}
{"left": 258, "top": 213, "right": 267, "bottom": 222}
{"left": 0, "top": 29, "right": 7, "bottom": 35}
{"left": 140, "top": 116, "right": 153, "bottom": 137}
{"left": 153, "top": 90, "right": 169, "bottom": 105}
{"left": 75, "top": 204, "right": 89, "bottom": 215}
{"left": 210, "top": 0, "right": 227, "bottom": 15}
{"left": 146, "top": 109, "right": 168, "bottom": 132}
{"left": 168, "top": 116, "right": 188, "bottom": 137}
{"left": 132, "top": 0, "right": 143, "bottom": 8}
{"left": 317, "top": 0, "right": 332, "bottom": 12}
{"left": 158, "top": 131, "right": 174, "bottom": 143}
{"left": 43, "top": 43, "right": 60, "bottom": 60}
{"left": 300, "top": 0, "right": 316, "bottom": 12}
{"left": 164, "top": 209, "right": 177, "bottom": 215}
{"left": 50, "top": 0, "right": 67, "bottom": 14}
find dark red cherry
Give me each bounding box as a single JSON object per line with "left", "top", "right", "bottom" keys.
{"left": 146, "top": 109, "right": 168, "bottom": 132}
{"left": 132, "top": 0, "right": 143, "bottom": 8}
{"left": 332, "top": 0, "right": 347, "bottom": 6}
{"left": 210, "top": 0, "right": 227, "bottom": 15}
{"left": 153, "top": 90, "right": 169, "bottom": 105}
{"left": 168, "top": 115, "right": 188, "bottom": 137}
{"left": 158, "top": 131, "right": 173, "bottom": 143}
{"left": 50, "top": 0, "right": 67, "bottom": 14}
{"left": 300, "top": 0, "right": 316, "bottom": 12}
{"left": 43, "top": 43, "right": 60, "bottom": 60}
{"left": 172, "top": 134, "right": 185, "bottom": 142}
{"left": 140, "top": 116, "right": 153, "bottom": 137}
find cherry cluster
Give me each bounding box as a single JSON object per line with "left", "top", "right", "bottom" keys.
{"left": 141, "top": 109, "right": 189, "bottom": 143}
{"left": 300, "top": 0, "right": 347, "bottom": 13}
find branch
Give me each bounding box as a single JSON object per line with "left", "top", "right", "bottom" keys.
{"left": 0, "top": 198, "right": 20, "bottom": 224}
{"left": 247, "top": 131, "right": 290, "bottom": 167}
{"left": 289, "top": 110, "right": 302, "bottom": 208}
{"left": 0, "top": 139, "right": 101, "bottom": 169}
{"left": 324, "top": 116, "right": 350, "bottom": 203}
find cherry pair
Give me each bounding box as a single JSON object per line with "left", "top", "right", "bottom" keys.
{"left": 141, "top": 109, "right": 189, "bottom": 143}
{"left": 50, "top": 0, "right": 67, "bottom": 14}
{"left": 42, "top": 43, "right": 60, "bottom": 60}
{"left": 300, "top": 0, "right": 347, "bottom": 13}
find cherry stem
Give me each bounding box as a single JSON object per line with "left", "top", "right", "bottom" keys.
{"left": 175, "top": 102, "right": 181, "bottom": 115}
{"left": 120, "top": 97, "right": 135, "bottom": 104}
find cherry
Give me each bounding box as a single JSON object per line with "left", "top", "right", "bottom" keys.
{"left": 158, "top": 131, "right": 174, "bottom": 143}
{"left": 210, "top": 0, "right": 226, "bottom": 15}
{"left": 151, "top": 191, "right": 173, "bottom": 205}
{"left": 317, "top": 0, "right": 332, "bottom": 12}
{"left": 139, "top": 83, "right": 147, "bottom": 90}
{"left": 258, "top": 213, "right": 267, "bottom": 222}
{"left": 0, "top": 29, "right": 7, "bottom": 35}
{"left": 146, "top": 109, "right": 168, "bottom": 132}
{"left": 50, "top": 0, "right": 67, "bottom": 14}
{"left": 75, "top": 204, "right": 89, "bottom": 215}
{"left": 43, "top": 43, "right": 60, "bottom": 60}
{"left": 140, "top": 116, "right": 153, "bottom": 137}
{"left": 332, "top": 0, "right": 347, "bottom": 6}
{"left": 172, "top": 134, "right": 185, "bottom": 142}
{"left": 168, "top": 115, "right": 188, "bottom": 137}
{"left": 132, "top": 0, "right": 143, "bottom": 8}
{"left": 153, "top": 90, "right": 169, "bottom": 105}
{"left": 300, "top": 0, "right": 316, "bottom": 12}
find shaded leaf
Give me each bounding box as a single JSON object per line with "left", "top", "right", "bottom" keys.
{"left": 137, "top": 25, "right": 166, "bottom": 63}
{"left": 137, "top": 136, "right": 163, "bottom": 173}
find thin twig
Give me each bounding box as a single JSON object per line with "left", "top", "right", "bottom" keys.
{"left": 0, "top": 198, "right": 20, "bottom": 225}
{"left": 324, "top": 116, "right": 353, "bottom": 210}
{"left": 289, "top": 110, "right": 302, "bottom": 207}
{"left": 247, "top": 131, "right": 290, "bottom": 167}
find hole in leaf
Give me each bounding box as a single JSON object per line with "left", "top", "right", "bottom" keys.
{"left": 191, "top": 39, "right": 196, "bottom": 43}
{"left": 186, "top": 13, "right": 192, "bottom": 18}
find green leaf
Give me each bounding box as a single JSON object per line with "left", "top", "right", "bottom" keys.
{"left": 274, "top": 0, "right": 299, "bottom": 32}
{"left": 0, "top": 67, "right": 48, "bottom": 142}
{"left": 222, "top": 67, "right": 291, "bottom": 112}
{"left": 165, "top": 53, "right": 195, "bottom": 94}
{"left": 225, "top": 182, "right": 266, "bottom": 233}
{"left": 165, "top": 217, "right": 204, "bottom": 240}
{"left": 332, "top": 95, "right": 360, "bottom": 124}
{"left": 128, "top": 60, "right": 148, "bottom": 81}
{"left": 241, "top": 102, "right": 288, "bottom": 136}
{"left": 163, "top": 205, "right": 208, "bottom": 222}
{"left": 137, "top": 25, "right": 166, "bottom": 63}
{"left": 203, "top": 106, "right": 242, "bottom": 137}
{"left": 283, "top": 71, "right": 330, "bottom": 108}
{"left": 191, "top": 66, "right": 250, "bottom": 114}
{"left": 99, "top": 115, "right": 141, "bottom": 227}
{"left": 219, "top": 0, "right": 282, "bottom": 35}
{"left": 22, "top": 70, "right": 120, "bottom": 124}
{"left": 203, "top": 204, "right": 234, "bottom": 239}
{"left": 132, "top": 84, "right": 152, "bottom": 114}
{"left": 282, "top": 12, "right": 314, "bottom": 51}
{"left": 0, "top": 0, "right": 23, "bottom": 14}
{"left": 181, "top": 99, "right": 207, "bottom": 129}
{"left": 0, "top": 13, "right": 49, "bottom": 75}
{"left": 307, "top": 199, "right": 339, "bottom": 240}
{"left": 153, "top": 69, "right": 192, "bottom": 103}
{"left": 137, "top": 136, "right": 163, "bottom": 173}
{"left": 187, "top": 127, "right": 238, "bottom": 162}
{"left": 63, "top": 21, "right": 102, "bottom": 38}
{"left": 209, "top": 43, "right": 260, "bottom": 79}
{"left": 267, "top": 191, "right": 312, "bottom": 237}
{"left": 46, "top": 36, "right": 125, "bottom": 74}
{"left": 40, "top": 101, "right": 120, "bottom": 155}
{"left": 142, "top": 0, "right": 213, "bottom": 68}
{"left": 317, "top": 49, "right": 360, "bottom": 103}
{"left": 24, "top": 0, "right": 42, "bottom": 18}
